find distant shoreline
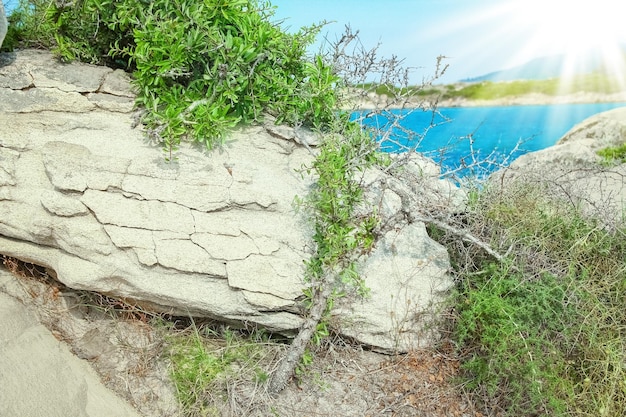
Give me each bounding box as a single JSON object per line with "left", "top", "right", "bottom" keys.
{"left": 349, "top": 91, "right": 626, "bottom": 110}
{"left": 437, "top": 91, "right": 626, "bottom": 108}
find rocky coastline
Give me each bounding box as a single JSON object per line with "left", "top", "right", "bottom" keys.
{"left": 351, "top": 90, "right": 626, "bottom": 110}
{"left": 0, "top": 48, "right": 462, "bottom": 416}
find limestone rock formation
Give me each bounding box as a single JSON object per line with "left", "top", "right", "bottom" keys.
{"left": 493, "top": 107, "right": 626, "bottom": 228}
{"left": 0, "top": 49, "right": 455, "bottom": 352}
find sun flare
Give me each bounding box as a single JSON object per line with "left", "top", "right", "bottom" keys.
{"left": 425, "top": 0, "right": 626, "bottom": 86}
{"left": 522, "top": 0, "right": 623, "bottom": 50}
{"left": 504, "top": 0, "right": 626, "bottom": 82}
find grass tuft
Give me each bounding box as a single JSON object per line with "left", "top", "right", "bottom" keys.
{"left": 597, "top": 143, "right": 626, "bottom": 166}
{"left": 164, "top": 321, "right": 273, "bottom": 416}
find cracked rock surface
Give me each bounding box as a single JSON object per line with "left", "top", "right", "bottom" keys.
{"left": 1, "top": 49, "right": 313, "bottom": 333}
{"left": 0, "top": 49, "right": 455, "bottom": 352}
{"left": 0, "top": 49, "right": 135, "bottom": 113}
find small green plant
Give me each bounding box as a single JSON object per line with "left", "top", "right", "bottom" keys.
{"left": 597, "top": 143, "right": 626, "bottom": 165}
{"left": 166, "top": 322, "right": 271, "bottom": 415}
{"left": 283, "top": 116, "right": 382, "bottom": 381}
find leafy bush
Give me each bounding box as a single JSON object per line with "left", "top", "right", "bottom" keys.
{"left": 3, "top": 0, "right": 131, "bottom": 62}
{"left": 10, "top": 0, "right": 340, "bottom": 157}
{"left": 449, "top": 183, "right": 626, "bottom": 416}
{"left": 455, "top": 263, "right": 576, "bottom": 415}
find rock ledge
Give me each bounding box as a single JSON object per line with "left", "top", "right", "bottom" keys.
{"left": 0, "top": 49, "right": 456, "bottom": 352}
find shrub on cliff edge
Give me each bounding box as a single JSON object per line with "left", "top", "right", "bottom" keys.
{"left": 9, "top": 0, "right": 339, "bottom": 158}
{"left": 9, "top": 0, "right": 394, "bottom": 402}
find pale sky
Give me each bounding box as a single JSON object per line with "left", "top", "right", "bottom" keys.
{"left": 270, "top": 0, "right": 626, "bottom": 84}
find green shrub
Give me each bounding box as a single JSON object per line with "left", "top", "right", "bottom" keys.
{"left": 597, "top": 143, "right": 626, "bottom": 165}
{"left": 10, "top": 0, "right": 340, "bottom": 157}
{"left": 4, "top": 0, "right": 133, "bottom": 64}
{"left": 455, "top": 263, "right": 575, "bottom": 415}
{"left": 450, "top": 184, "right": 626, "bottom": 416}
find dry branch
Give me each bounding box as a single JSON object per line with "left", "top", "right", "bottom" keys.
{"left": 268, "top": 272, "right": 334, "bottom": 394}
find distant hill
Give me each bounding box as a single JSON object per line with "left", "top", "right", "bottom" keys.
{"left": 463, "top": 47, "right": 626, "bottom": 82}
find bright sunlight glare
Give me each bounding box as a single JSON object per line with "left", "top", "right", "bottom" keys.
{"left": 522, "top": 0, "right": 623, "bottom": 50}
{"left": 512, "top": 0, "right": 626, "bottom": 79}
{"left": 424, "top": 0, "right": 626, "bottom": 85}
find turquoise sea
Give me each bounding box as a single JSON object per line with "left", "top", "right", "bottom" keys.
{"left": 357, "top": 102, "right": 626, "bottom": 176}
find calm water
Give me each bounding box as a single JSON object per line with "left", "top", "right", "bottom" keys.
{"left": 357, "top": 102, "right": 626, "bottom": 176}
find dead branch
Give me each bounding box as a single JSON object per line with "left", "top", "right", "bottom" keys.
{"left": 410, "top": 213, "right": 506, "bottom": 262}
{"left": 268, "top": 271, "right": 334, "bottom": 394}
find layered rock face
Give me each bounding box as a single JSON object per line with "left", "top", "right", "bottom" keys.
{"left": 0, "top": 49, "right": 455, "bottom": 351}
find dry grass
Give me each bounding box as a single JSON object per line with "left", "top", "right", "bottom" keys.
{"left": 438, "top": 180, "right": 626, "bottom": 416}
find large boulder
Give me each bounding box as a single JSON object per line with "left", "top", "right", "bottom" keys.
{"left": 0, "top": 49, "right": 454, "bottom": 352}
{"left": 491, "top": 107, "right": 626, "bottom": 228}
